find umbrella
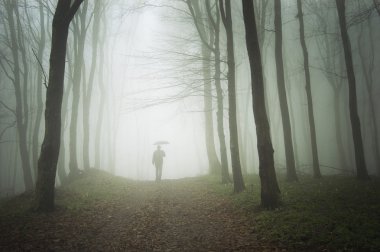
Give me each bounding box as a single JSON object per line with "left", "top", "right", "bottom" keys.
{"left": 153, "top": 140, "right": 169, "bottom": 145}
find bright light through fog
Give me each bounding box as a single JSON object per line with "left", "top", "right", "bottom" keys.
{"left": 111, "top": 7, "right": 208, "bottom": 180}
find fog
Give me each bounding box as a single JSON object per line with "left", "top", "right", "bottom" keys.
{"left": 1, "top": 0, "right": 380, "bottom": 196}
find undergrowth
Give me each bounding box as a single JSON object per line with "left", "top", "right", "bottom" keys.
{"left": 207, "top": 174, "right": 380, "bottom": 251}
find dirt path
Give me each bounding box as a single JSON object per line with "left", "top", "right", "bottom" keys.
{"left": 1, "top": 177, "right": 274, "bottom": 251}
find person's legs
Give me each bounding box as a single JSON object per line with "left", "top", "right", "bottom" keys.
{"left": 155, "top": 165, "right": 159, "bottom": 182}
{"left": 158, "top": 165, "right": 162, "bottom": 181}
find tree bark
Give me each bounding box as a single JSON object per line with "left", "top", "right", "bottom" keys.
{"left": 32, "top": 0, "right": 46, "bottom": 177}
{"left": 242, "top": 0, "right": 280, "bottom": 208}
{"left": 34, "top": 0, "right": 84, "bottom": 212}
{"left": 296, "top": 0, "right": 321, "bottom": 178}
{"left": 220, "top": 0, "right": 245, "bottom": 192}
{"left": 3, "top": 0, "right": 34, "bottom": 191}
{"left": 335, "top": 0, "right": 369, "bottom": 180}
{"left": 69, "top": 1, "right": 88, "bottom": 174}
{"left": 83, "top": 1, "right": 102, "bottom": 171}
{"left": 205, "top": 0, "right": 230, "bottom": 183}
{"left": 274, "top": 0, "right": 298, "bottom": 181}
{"left": 357, "top": 19, "right": 380, "bottom": 175}
{"left": 190, "top": 0, "right": 221, "bottom": 174}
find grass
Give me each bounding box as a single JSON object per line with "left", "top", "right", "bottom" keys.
{"left": 207, "top": 174, "right": 380, "bottom": 251}
{"left": 0, "top": 169, "right": 134, "bottom": 216}
{"left": 1, "top": 171, "right": 380, "bottom": 251}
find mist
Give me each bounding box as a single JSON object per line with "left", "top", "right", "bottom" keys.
{"left": 1, "top": 0, "right": 380, "bottom": 250}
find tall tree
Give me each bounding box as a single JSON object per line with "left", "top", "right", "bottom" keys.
{"left": 68, "top": 1, "right": 89, "bottom": 174}
{"left": 1, "top": 0, "right": 33, "bottom": 191}
{"left": 205, "top": 0, "right": 231, "bottom": 183}
{"left": 83, "top": 0, "right": 104, "bottom": 171}
{"left": 335, "top": 0, "right": 369, "bottom": 180}
{"left": 274, "top": 0, "right": 298, "bottom": 181}
{"left": 34, "top": 0, "right": 84, "bottom": 212}
{"left": 30, "top": 0, "right": 47, "bottom": 176}
{"left": 242, "top": 0, "right": 280, "bottom": 208}
{"left": 357, "top": 18, "right": 380, "bottom": 175}
{"left": 186, "top": 0, "right": 221, "bottom": 174}
{"left": 219, "top": 0, "right": 245, "bottom": 192}
{"left": 296, "top": 0, "right": 321, "bottom": 178}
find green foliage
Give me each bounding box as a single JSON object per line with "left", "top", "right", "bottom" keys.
{"left": 211, "top": 174, "right": 380, "bottom": 251}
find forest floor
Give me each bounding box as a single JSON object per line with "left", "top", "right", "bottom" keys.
{"left": 0, "top": 169, "right": 380, "bottom": 251}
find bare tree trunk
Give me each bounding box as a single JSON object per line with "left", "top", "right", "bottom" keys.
{"left": 94, "top": 10, "right": 107, "bottom": 170}
{"left": 32, "top": 0, "right": 46, "bottom": 177}
{"left": 189, "top": 0, "right": 221, "bottom": 174}
{"left": 83, "top": 1, "right": 102, "bottom": 171}
{"left": 3, "top": 1, "right": 33, "bottom": 191}
{"left": 274, "top": 0, "right": 298, "bottom": 181}
{"left": 205, "top": 0, "right": 230, "bottom": 183}
{"left": 69, "top": 1, "right": 88, "bottom": 174}
{"left": 357, "top": 19, "right": 380, "bottom": 175}
{"left": 335, "top": 0, "right": 369, "bottom": 180}
{"left": 35, "top": 0, "right": 84, "bottom": 212}
{"left": 220, "top": 0, "right": 244, "bottom": 192}
{"left": 242, "top": 0, "right": 280, "bottom": 208}
{"left": 297, "top": 0, "right": 321, "bottom": 178}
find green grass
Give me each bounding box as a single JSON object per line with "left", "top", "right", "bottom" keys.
{"left": 208, "top": 174, "right": 380, "bottom": 251}
{"left": 0, "top": 169, "right": 134, "bottom": 216}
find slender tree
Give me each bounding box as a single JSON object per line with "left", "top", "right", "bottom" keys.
{"left": 68, "top": 1, "right": 89, "bottom": 175}
{"left": 219, "top": 0, "right": 245, "bottom": 192}
{"left": 34, "top": 0, "right": 84, "bottom": 212}
{"left": 205, "top": 0, "right": 231, "bottom": 183}
{"left": 357, "top": 18, "right": 380, "bottom": 175}
{"left": 186, "top": 0, "right": 221, "bottom": 174}
{"left": 335, "top": 0, "right": 369, "bottom": 180}
{"left": 274, "top": 0, "right": 298, "bottom": 181}
{"left": 296, "top": 0, "right": 321, "bottom": 178}
{"left": 242, "top": 0, "right": 280, "bottom": 208}
{"left": 1, "top": 0, "right": 33, "bottom": 191}
{"left": 31, "top": 0, "right": 47, "bottom": 176}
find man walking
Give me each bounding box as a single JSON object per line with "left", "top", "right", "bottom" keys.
{"left": 152, "top": 145, "right": 165, "bottom": 182}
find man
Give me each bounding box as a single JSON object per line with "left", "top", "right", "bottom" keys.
{"left": 152, "top": 145, "right": 165, "bottom": 182}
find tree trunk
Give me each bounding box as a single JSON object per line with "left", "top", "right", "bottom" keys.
{"left": 34, "top": 0, "right": 84, "bottom": 212}
{"left": 190, "top": 0, "right": 221, "bottom": 174}
{"left": 204, "top": 0, "right": 230, "bottom": 183}
{"left": 83, "top": 1, "right": 102, "bottom": 171}
{"left": 335, "top": 0, "right": 369, "bottom": 180}
{"left": 4, "top": 1, "right": 33, "bottom": 191}
{"left": 296, "top": 0, "right": 321, "bottom": 178}
{"left": 357, "top": 19, "right": 380, "bottom": 175}
{"left": 274, "top": 0, "right": 298, "bottom": 181}
{"left": 69, "top": 2, "right": 88, "bottom": 174}
{"left": 32, "top": 0, "right": 46, "bottom": 177}
{"left": 242, "top": 0, "right": 280, "bottom": 208}
{"left": 220, "top": 0, "right": 245, "bottom": 192}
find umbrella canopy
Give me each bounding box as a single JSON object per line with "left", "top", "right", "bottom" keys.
{"left": 153, "top": 140, "right": 169, "bottom": 145}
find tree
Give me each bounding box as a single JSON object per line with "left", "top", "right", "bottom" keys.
{"left": 335, "top": 0, "right": 369, "bottom": 180}
{"left": 357, "top": 15, "right": 380, "bottom": 175}
{"left": 219, "top": 0, "right": 245, "bottom": 192}
{"left": 69, "top": 1, "right": 89, "bottom": 174}
{"left": 34, "top": 0, "right": 84, "bottom": 212}
{"left": 30, "top": 0, "right": 47, "bottom": 177}
{"left": 0, "top": 0, "right": 33, "bottom": 191}
{"left": 186, "top": 0, "right": 221, "bottom": 175}
{"left": 242, "top": 0, "right": 280, "bottom": 208}
{"left": 83, "top": 0, "right": 104, "bottom": 172}
{"left": 274, "top": 0, "right": 298, "bottom": 181}
{"left": 296, "top": 0, "right": 321, "bottom": 178}
{"left": 205, "top": 0, "right": 231, "bottom": 183}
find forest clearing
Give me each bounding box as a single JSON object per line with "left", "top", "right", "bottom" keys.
{"left": 1, "top": 170, "right": 379, "bottom": 251}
